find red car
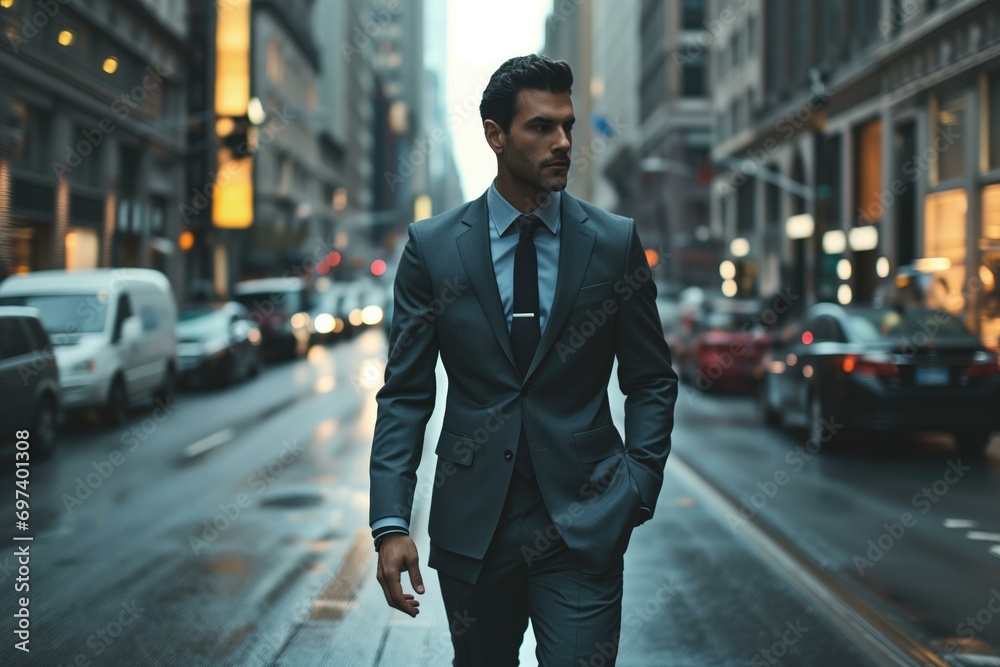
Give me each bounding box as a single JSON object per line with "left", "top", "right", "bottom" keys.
{"left": 677, "top": 304, "right": 772, "bottom": 393}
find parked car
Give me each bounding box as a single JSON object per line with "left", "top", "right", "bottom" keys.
{"left": 232, "top": 277, "right": 311, "bottom": 361}
{"left": 676, "top": 297, "right": 771, "bottom": 392}
{"left": 0, "top": 307, "right": 61, "bottom": 458}
{"left": 757, "top": 302, "right": 1000, "bottom": 454}
{"left": 176, "top": 302, "right": 262, "bottom": 387}
{"left": 0, "top": 269, "right": 177, "bottom": 426}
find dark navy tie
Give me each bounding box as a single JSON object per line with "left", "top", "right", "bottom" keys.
{"left": 511, "top": 214, "right": 543, "bottom": 480}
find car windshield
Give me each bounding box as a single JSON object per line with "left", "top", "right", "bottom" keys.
{"left": 178, "top": 310, "right": 229, "bottom": 338}
{"left": 0, "top": 293, "right": 108, "bottom": 334}
{"left": 703, "top": 311, "right": 761, "bottom": 333}
{"left": 844, "top": 307, "right": 977, "bottom": 343}
{"left": 233, "top": 291, "right": 301, "bottom": 313}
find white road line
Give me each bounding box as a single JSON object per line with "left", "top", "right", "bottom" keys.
{"left": 183, "top": 428, "right": 235, "bottom": 458}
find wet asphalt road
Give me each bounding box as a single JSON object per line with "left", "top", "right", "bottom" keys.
{"left": 0, "top": 329, "right": 997, "bottom": 665}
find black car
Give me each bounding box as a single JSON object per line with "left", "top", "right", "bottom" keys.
{"left": 757, "top": 303, "right": 1000, "bottom": 454}
{"left": 0, "top": 307, "right": 61, "bottom": 458}
{"left": 232, "top": 277, "right": 311, "bottom": 361}
{"left": 176, "top": 302, "right": 262, "bottom": 387}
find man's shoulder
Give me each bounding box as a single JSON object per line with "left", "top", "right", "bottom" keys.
{"left": 566, "top": 193, "right": 633, "bottom": 232}
{"left": 411, "top": 198, "right": 480, "bottom": 237}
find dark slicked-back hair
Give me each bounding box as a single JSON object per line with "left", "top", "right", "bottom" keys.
{"left": 480, "top": 54, "right": 573, "bottom": 133}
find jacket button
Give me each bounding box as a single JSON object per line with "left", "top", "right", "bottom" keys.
{"left": 503, "top": 450, "right": 513, "bottom": 461}
{"left": 521, "top": 386, "right": 531, "bottom": 397}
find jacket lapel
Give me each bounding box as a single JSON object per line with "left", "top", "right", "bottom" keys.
{"left": 523, "top": 193, "right": 594, "bottom": 382}
{"left": 455, "top": 190, "right": 596, "bottom": 382}
{"left": 455, "top": 192, "right": 519, "bottom": 372}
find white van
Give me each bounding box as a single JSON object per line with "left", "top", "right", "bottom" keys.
{"left": 0, "top": 268, "right": 177, "bottom": 425}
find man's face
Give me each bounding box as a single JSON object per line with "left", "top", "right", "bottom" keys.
{"left": 501, "top": 89, "right": 574, "bottom": 194}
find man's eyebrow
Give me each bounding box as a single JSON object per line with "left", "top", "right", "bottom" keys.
{"left": 525, "top": 115, "right": 577, "bottom": 125}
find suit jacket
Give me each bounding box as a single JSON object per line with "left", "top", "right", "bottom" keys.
{"left": 369, "top": 189, "right": 678, "bottom": 573}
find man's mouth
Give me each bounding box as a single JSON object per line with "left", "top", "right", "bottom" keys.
{"left": 545, "top": 161, "right": 570, "bottom": 169}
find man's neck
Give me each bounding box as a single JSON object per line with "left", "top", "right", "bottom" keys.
{"left": 493, "top": 173, "right": 553, "bottom": 214}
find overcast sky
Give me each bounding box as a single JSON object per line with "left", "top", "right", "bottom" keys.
{"left": 442, "top": 0, "right": 549, "bottom": 200}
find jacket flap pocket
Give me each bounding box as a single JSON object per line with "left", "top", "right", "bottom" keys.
{"left": 574, "top": 281, "right": 612, "bottom": 305}
{"left": 436, "top": 428, "right": 475, "bottom": 466}
{"left": 574, "top": 424, "right": 624, "bottom": 463}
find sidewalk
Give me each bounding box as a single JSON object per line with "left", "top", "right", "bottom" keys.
{"left": 273, "top": 458, "right": 880, "bottom": 666}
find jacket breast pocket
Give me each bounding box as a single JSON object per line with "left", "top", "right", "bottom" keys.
{"left": 436, "top": 428, "right": 476, "bottom": 467}
{"left": 574, "top": 423, "right": 625, "bottom": 463}
{"left": 573, "top": 281, "right": 612, "bottom": 306}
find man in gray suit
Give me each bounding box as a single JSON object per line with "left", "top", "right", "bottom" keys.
{"left": 369, "top": 54, "right": 678, "bottom": 666}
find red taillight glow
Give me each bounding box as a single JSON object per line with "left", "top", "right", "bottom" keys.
{"left": 801, "top": 331, "right": 814, "bottom": 345}
{"left": 964, "top": 361, "right": 1000, "bottom": 378}
{"left": 842, "top": 354, "right": 898, "bottom": 377}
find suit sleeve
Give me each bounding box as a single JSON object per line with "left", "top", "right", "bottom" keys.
{"left": 614, "top": 219, "right": 679, "bottom": 524}
{"left": 369, "top": 222, "right": 440, "bottom": 526}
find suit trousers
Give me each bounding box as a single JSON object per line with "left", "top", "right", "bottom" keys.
{"left": 436, "top": 469, "right": 626, "bottom": 666}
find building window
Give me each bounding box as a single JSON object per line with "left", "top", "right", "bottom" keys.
{"left": 988, "top": 72, "right": 1000, "bottom": 172}
{"left": 682, "top": 53, "right": 705, "bottom": 97}
{"left": 933, "top": 91, "right": 966, "bottom": 183}
{"left": 854, "top": 119, "right": 883, "bottom": 224}
{"left": 682, "top": 0, "right": 703, "bottom": 30}
{"left": 747, "top": 14, "right": 756, "bottom": 55}
{"left": 980, "top": 184, "right": 1000, "bottom": 350}
{"left": 923, "top": 189, "right": 967, "bottom": 316}
{"left": 267, "top": 36, "right": 283, "bottom": 83}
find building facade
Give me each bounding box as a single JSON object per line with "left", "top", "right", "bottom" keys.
{"left": 639, "top": 0, "right": 716, "bottom": 287}
{"left": 0, "top": 0, "right": 188, "bottom": 293}
{"left": 710, "top": 0, "right": 1000, "bottom": 350}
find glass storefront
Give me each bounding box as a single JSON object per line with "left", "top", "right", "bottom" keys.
{"left": 981, "top": 184, "right": 1000, "bottom": 351}
{"left": 923, "top": 188, "right": 967, "bottom": 315}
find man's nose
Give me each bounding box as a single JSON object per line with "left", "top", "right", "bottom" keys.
{"left": 552, "top": 127, "right": 571, "bottom": 152}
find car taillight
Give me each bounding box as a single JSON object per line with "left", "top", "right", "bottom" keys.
{"left": 964, "top": 361, "right": 1000, "bottom": 378}
{"left": 843, "top": 354, "right": 898, "bottom": 377}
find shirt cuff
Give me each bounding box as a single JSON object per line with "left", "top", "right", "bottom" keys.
{"left": 371, "top": 516, "right": 410, "bottom": 532}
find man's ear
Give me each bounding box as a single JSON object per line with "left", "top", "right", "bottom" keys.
{"left": 483, "top": 120, "right": 505, "bottom": 155}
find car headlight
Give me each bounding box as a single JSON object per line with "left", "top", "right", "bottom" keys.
{"left": 72, "top": 359, "right": 97, "bottom": 373}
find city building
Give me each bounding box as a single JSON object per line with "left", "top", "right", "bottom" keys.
{"left": 0, "top": 0, "right": 189, "bottom": 292}
{"left": 709, "top": 0, "right": 1000, "bottom": 350}
{"left": 638, "top": 0, "right": 716, "bottom": 286}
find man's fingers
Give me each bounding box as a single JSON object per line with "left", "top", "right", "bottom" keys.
{"left": 406, "top": 553, "right": 425, "bottom": 595}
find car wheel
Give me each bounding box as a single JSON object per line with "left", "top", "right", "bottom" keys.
{"left": 155, "top": 365, "right": 176, "bottom": 406}
{"left": 952, "top": 430, "right": 991, "bottom": 457}
{"left": 32, "top": 395, "right": 58, "bottom": 459}
{"left": 103, "top": 376, "right": 129, "bottom": 427}
{"left": 758, "top": 377, "right": 781, "bottom": 427}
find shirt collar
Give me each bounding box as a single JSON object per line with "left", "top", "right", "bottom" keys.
{"left": 488, "top": 180, "right": 561, "bottom": 237}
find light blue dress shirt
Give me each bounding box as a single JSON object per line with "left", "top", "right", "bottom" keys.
{"left": 371, "top": 184, "right": 562, "bottom": 539}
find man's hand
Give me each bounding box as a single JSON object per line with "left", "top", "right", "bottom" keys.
{"left": 376, "top": 534, "right": 424, "bottom": 617}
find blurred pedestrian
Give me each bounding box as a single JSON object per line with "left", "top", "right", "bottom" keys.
{"left": 369, "top": 54, "right": 678, "bottom": 666}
